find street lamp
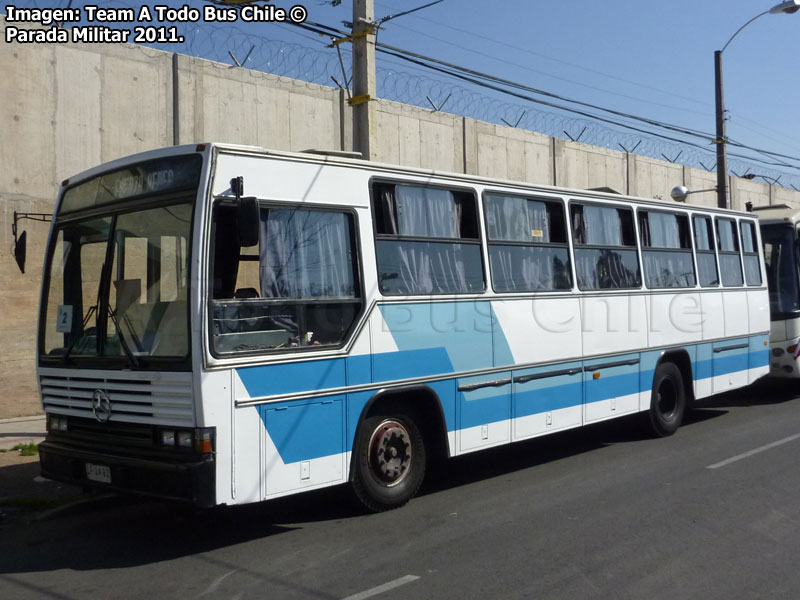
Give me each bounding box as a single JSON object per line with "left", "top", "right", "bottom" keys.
{"left": 670, "top": 185, "right": 716, "bottom": 203}
{"left": 714, "top": 0, "right": 800, "bottom": 209}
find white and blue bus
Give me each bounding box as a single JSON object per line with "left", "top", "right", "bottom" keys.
{"left": 35, "top": 143, "right": 769, "bottom": 511}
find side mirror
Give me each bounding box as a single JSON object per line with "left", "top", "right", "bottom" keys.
{"left": 237, "top": 196, "right": 260, "bottom": 247}
{"left": 13, "top": 230, "right": 27, "bottom": 274}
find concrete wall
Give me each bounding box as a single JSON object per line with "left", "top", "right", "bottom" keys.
{"left": 3, "top": 15, "right": 800, "bottom": 417}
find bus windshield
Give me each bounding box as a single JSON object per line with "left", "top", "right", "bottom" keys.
{"left": 761, "top": 222, "right": 800, "bottom": 318}
{"left": 41, "top": 202, "right": 194, "bottom": 366}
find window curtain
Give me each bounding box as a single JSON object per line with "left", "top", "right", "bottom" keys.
{"left": 259, "top": 209, "right": 354, "bottom": 299}
{"left": 696, "top": 253, "right": 719, "bottom": 286}
{"left": 378, "top": 241, "right": 473, "bottom": 294}
{"left": 643, "top": 251, "right": 695, "bottom": 288}
{"left": 741, "top": 224, "right": 756, "bottom": 253}
{"left": 485, "top": 196, "right": 550, "bottom": 243}
{"left": 718, "top": 221, "right": 736, "bottom": 251}
{"left": 583, "top": 205, "right": 622, "bottom": 246}
{"left": 694, "top": 218, "right": 712, "bottom": 250}
{"left": 647, "top": 213, "right": 680, "bottom": 248}
{"left": 719, "top": 254, "right": 744, "bottom": 286}
{"left": 744, "top": 256, "right": 762, "bottom": 285}
{"left": 395, "top": 185, "right": 459, "bottom": 238}
{"left": 376, "top": 185, "right": 479, "bottom": 295}
{"left": 575, "top": 248, "right": 639, "bottom": 289}
{"left": 490, "top": 246, "right": 570, "bottom": 291}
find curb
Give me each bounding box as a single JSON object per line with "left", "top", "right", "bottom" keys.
{"left": 0, "top": 415, "right": 45, "bottom": 425}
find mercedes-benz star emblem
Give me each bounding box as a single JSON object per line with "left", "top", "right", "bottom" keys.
{"left": 91, "top": 389, "right": 112, "bottom": 423}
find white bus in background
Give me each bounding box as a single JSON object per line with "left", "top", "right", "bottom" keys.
{"left": 754, "top": 204, "right": 800, "bottom": 377}
{"left": 31, "top": 143, "right": 769, "bottom": 512}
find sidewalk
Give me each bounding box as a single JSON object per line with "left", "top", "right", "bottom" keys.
{"left": 0, "top": 415, "right": 46, "bottom": 451}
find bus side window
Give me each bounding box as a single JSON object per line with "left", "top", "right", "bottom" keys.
{"left": 483, "top": 193, "right": 572, "bottom": 292}
{"left": 638, "top": 210, "right": 695, "bottom": 289}
{"left": 693, "top": 215, "right": 719, "bottom": 287}
{"left": 209, "top": 202, "right": 362, "bottom": 354}
{"left": 372, "top": 183, "right": 484, "bottom": 295}
{"left": 715, "top": 218, "right": 744, "bottom": 287}
{"left": 570, "top": 203, "right": 640, "bottom": 290}
{"left": 740, "top": 220, "right": 762, "bottom": 286}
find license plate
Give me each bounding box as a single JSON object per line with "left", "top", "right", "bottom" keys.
{"left": 85, "top": 463, "right": 112, "bottom": 484}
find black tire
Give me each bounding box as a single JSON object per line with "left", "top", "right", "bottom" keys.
{"left": 645, "top": 361, "right": 686, "bottom": 437}
{"left": 351, "top": 412, "right": 426, "bottom": 512}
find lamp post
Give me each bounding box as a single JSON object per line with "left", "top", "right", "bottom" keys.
{"left": 714, "top": 0, "right": 800, "bottom": 209}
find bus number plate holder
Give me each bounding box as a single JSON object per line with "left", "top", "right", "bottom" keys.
{"left": 85, "top": 463, "right": 111, "bottom": 484}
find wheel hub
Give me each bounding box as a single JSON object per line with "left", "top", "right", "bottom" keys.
{"left": 368, "top": 420, "right": 412, "bottom": 486}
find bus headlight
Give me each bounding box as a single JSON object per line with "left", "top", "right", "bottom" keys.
{"left": 47, "top": 414, "right": 68, "bottom": 432}
{"left": 158, "top": 427, "right": 214, "bottom": 454}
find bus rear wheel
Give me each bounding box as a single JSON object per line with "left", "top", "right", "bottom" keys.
{"left": 645, "top": 362, "right": 685, "bottom": 437}
{"left": 352, "top": 413, "right": 426, "bottom": 512}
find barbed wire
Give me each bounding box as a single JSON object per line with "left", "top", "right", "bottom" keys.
{"left": 11, "top": 0, "right": 800, "bottom": 192}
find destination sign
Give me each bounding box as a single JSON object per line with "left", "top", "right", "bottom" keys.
{"left": 60, "top": 155, "right": 202, "bottom": 214}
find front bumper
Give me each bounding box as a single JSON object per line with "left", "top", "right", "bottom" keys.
{"left": 768, "top": 339, "right": 800, "bottom": 378}
{"left": 39, "top": 440, "right": 216, "bottom": 507}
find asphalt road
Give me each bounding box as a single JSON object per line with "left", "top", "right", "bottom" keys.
{"left": 2, "top": 379, "right": 800, "bottom": 600}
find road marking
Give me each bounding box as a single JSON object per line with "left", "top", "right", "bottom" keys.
{"left": 341, "top": 575, "right": 420, "bottom": 600}
{"left": 200, "top": 570, "right": 237, "bottom": 596}
{"left": 707, "top": 433, "right": 800, "bottom": 469}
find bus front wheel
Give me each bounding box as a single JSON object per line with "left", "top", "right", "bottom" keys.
{"left": 352, "top": 412, "right": 426, "bottom": 512}
{"left": 645, "top": 362, "right": 686, "bottom": 437}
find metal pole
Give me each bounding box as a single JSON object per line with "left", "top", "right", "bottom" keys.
{"left": 714, "top": 50, "right": 728, "bottom": 209}
{"left": 352, "top": 0, "right": 376, "bottom": 160}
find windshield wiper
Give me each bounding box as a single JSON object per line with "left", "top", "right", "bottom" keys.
{"left": 107, "top": 306, "right": 140, "bottom": 369}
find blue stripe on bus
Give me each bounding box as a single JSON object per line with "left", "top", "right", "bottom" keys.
{"left": 258, "top": 397, "right": 346, "bottom": 463}
{"left": 238, "top": 358, "right": 347, "bottom": 398}
{"left": 246, "top": 335, "right": 768, "bottom": 464}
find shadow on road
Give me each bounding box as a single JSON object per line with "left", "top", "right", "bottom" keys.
{"left": 2, "top": 377, "right": 794, "bottom": 575}
{"left": 0, "top": 482, "right": 365, "bottom": 575}
{"left": 0, "top": 417, "right": 664, "bottom": 574}
{"left": 693, "top": 377, "right": 799, "bottom": 409}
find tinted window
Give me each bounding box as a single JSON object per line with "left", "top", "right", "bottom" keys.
{"left": 740, "top": 220, "right": 762, "bottom": 286}
{"left": 693, "top": 216, "right": 719, "bottom": 287}
{"left": 716, "top": 218, "right": 743, "bottom": 287}
{"left": 571, "top": 203, "right": 640, "bottom": 290}
{"left": 373, "top": 183, "right": 484, "bottom": 295}
{"left": 484, "top": 194, "right": 571, "bottom": 292}
{"left": 762, "top": 223, "right": 800, "bottom": 315}
{"left": 210, "top": 204, "right": 362, "bottom": 354}
{"left": 639, "top": 211, "right": 695, "bottom": 288}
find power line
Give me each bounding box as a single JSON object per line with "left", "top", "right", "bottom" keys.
{"left": 373, "top": 0, "right": 709, "bottom": 110}
{"left": 294, "top": 19, "right": 800, "bottom": 172}
{"left": 383, "top": 20, "right": 712, "bottom": 121}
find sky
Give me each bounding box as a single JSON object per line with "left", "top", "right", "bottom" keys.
{"left": 9, "top": 0, "right": 800, "bottom": 186}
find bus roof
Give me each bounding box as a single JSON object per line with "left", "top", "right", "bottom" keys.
{"left": 752, "top": 204, "right": 800, "bottom": 226}
{"left": 61, "top": 142, "right": 757, "bottom": 218}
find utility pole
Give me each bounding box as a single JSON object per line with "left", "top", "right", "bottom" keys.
{"left": 352, "top": 0, "right": 376, "bottom": 160}
{"left": 714, "top": 50, "right": 728, "bottom": 209}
